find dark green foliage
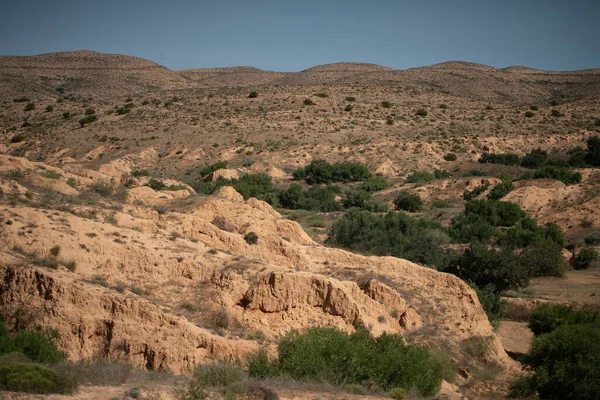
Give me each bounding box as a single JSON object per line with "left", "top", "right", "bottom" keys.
{"left": 300, "top": 160, "right": 371, "bottom": 185}
{"left": 45, "top": 105, "right": 54, "bottom": 112}
{"left": 415, "top": 109, "right": 428, "bottom": 116}
{"left": 406, "top": 171, "right": 435, "bottom": 183}
{"left": 393, "top": 192, "right": 422, "bottom": 212}
{"left": 530, "top": 105, "right": 539, "bottom": 111}
{"left": 199, "top": 160, "right": 227, "bottom": 176}
{"left": 248, "top": 91, "right": 258, "bottom": 98}
{"left": 291, "top": 167, "right": 305, "bottom": 180}
{"left": 519, "top": 239, "right": 567, "bottom": 277}
{"left": 518, "top": 323, "right": 600, "bottom": 400}
{"left": 585, "top": 136, "right": 600, "bottom": 166}
{"left": 470, "top": 283, "right": 506, "bottom": 327}
{"left": 342, "top": 188, "right": 389, "bottom": 212}
{"left": 528, "top": 305, "right": 599, "bottom": 336}
{"left": 345, "top": 96, "right": 356, "bottom": 102}
{"left": 533, "top": 165, "right": 582, "bottom": 185}
{"left": 479, "top": 152, "right": 520, "bottom": 166}
{"left": 0, "top": 363, "right": 76, "bottom": 394}
{"left": 434, "top": 169, "right": 451, "bottom": 179}
{"left": 279, "top": 184, "right": 342, "bottom": 212}
{"left": 314, "top": 93, "right": 328, "bottom": 98}
{"left": 13, "top": 97, "right": 30, "bottom": 103}
{"left": 463, "top": 199, "right": 525, "bottom": 227}
{"left": 380, "top": 101, "right": 392, "bottom": 108}
{"left": 24, "top": 103, "right": 35, "bottom": 111}
{"left": 146, "top": 178, "right": 166, "bottom": 191}
{"left": 10, "top": 134, "right": 25, "bottom": 143}
{"left": 303, "top": 98, "right": 315, "bottom": 106}
{"left": 0, "top": 321, "right": 65, "bottom": 364}
{"left": 84, "top": 107, "right": 95, "bottom": 116}
{"left": 244, "top": 232, "right": 259, "bottom": 245}
{"left": 344, "top": 104, "right": 353, "bottom": 112}
{"left": 359, "top": 176, "right": 388, "bottom": 192}
{"left": 487, "top": 179, "right": 514, "bottom": 200}
{"left": 62, "top": 112, "right": 70, "bottom": 119}
{"left": 574, "top": 247, "right": 598, "bottom": 270}
{"left": 520, "top": 148, "right": 547, "bottom": 169}
{"left": 449, "top": 213, "right": 495, "bottom": 243}
{"left": 131, "top": 169, "right": 150, "bottom": 177}
{"left": 442, "top": 243, "right": 528, "bottom": 292}
{"left": 584, "top": 234, "right": 600, "bottom": 245}
{"left": 246, "top": 349, "right": 277, "bottom": 379}
{"left": 568, "top": 146, "right": 588, "bottom": 167}
{"left": 524, "top": 111, "right": 534, "bottom": 118}
{"left": 78, "top": 115, "right": 97, "bottom": 127}
{"left": 463, "top": 184, "right": 489, "bottom": 201}
{"left": 326, "top": 209, "right": 450, "bottom": 267}
{"left": 251, "top": 326, "right": 442, "bottom": 396}
{"left": 550, "top": 109, "right": 562, "bottom": 117}
{"left": 444, "top": 153, "right": 457, "bottom": 161}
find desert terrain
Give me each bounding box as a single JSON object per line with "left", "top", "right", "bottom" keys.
{"left": 0, "top": 51, "right": 599, "bottom": 399}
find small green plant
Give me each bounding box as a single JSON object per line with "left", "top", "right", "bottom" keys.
{"left": 62, "top": 112, "right": 70, "bottom": 119}
{"left": 444, "top": 153, "right": 457, "bottom": 161}
{"left": 574, "top": 247, "right": 598, "bottom": 270}
{"left": 13, "top": 97, "right": 30, "bottom": 103}
{"left": 49, "top": 245, "right": 61, "bottom": 257}
{"left": 303, "top": 98, "right": 315, "bottom": 106}
{"left": 524, "top": 111, "right": 534, "bottom": 118}
{"left": 244, "top": 232, "right": 259, "bottom": 245}
{"left": 345, "top": 96, "right": 356, "bottom": 102}
{"left": 24, "top": 103, "right": 35, "bottom": 111}
{"left": 78, "top": 115, "right": 97, "bottom": 127}
{"left": 415, "top": 109, "right": 428, "bottom": 116}
{"left": 344, "top": 104, "right": 353, "bottom": 112}
{"left": 84, "top": 107, "right": 95, "bottom": 116}
{"left": 45, "top": 105, "right": 54, "bottom": 112}
{"left": 393, "top": 192, "right": 423, "bottom": 212}
{"left": 39, "top": 170, "right": 62, "bottom": 180}
{"left": 248, "top": 91, "right": 258, "bottom": 98}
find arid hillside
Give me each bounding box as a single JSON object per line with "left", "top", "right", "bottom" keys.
{"left": 1, "top": 51, "right": 599, "bottom": 399}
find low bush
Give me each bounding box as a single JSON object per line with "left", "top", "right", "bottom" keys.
{"left": 533, "top": 165, "right": 582, "bottom": 185}
{"left": 487, "top": 179, "right": 514, "bottom": 200}
{"left": 444, "top": 153, "right": 457, "bottom": 161}
{"left": 393, "top": 192, "right": 422, "bottom": 212}
{"left": 78, "top": 115, "right": 97, "bottom": 127}
{"left": 0, "top": 363, "right": 77, "bottom": 394}
{"left": 0, "top": 321, "right": 65, "bottom": 364}
{"left": 342, "top": 188, "right": 389, "bottom": 212}
{"left": 528, "top": 304, "right": 599, "bottom": 336}
{"left": 248, "top": 326, "right": 442, "bottom": 396}
{"left": 479, "top": 152, "right": 520, "bottom": 166}
{"left": 406, "top": 171, "right": 435, "bottom": 183}
{"left": 199, "top": 161, "right": 227, "bottom": 176}
{"left": 515, "top": 322, "right": 600, "bottom": 399}
{"left": 359, "top": 176, "right": 388, "bottom": 192}
{"left": 298, "top": 160, "right": 371, "bottom": 185}
{"left": 573, "top": 247, "right": 598, "bottom": 270}
{"left": 326, "top": 209, "right": 450, "bottom": 268}
{"left": 463, "top": 184, "right": 489, "bottom": 201}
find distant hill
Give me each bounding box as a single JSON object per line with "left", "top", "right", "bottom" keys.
{"left": 1, "top": 50, "right": 599, "bottom": 103}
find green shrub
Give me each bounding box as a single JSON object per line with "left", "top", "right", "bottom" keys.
{"left": 524, "top": 111, "right": 534, "bottom": 118}
{"left": 342, "top": 188, "right": 389, "bottom": 212}
{"left": 487, "top": 179, "right": 514, "bottom": 200}
{"left": 261, "top": 326, "right": 441, "bottom": 396}
{"left": 10, "top": 134, "right": 25, "bottom": 143}
{"left": 519, "top": 323, "right": 600, "bottom": 399}
{"left": 24, "top": 103, "right": 35, "bottom": 111}
{"left": 520, "top": 148, "right": 547, "bottom": 169}
{"left": 359, "top": 176, "right": 388, "bottom": 192}
{"left": 415, "top": 109, "right": 428, "bottom": 116}
{"left": 479, "top": 153, "right": 520, "bottom": 166}
{"left": 13, "top": 97, "right": 30, "bottom": 103}
{"left": 550, "top": 109, "right": 562, "bottom": 117}
{"left": 314, "top": 92, "right": 328, "bottom": 98}
{"left": 443, "top": 243, "right": 529, "bottom": 292}
{"left": 584, "top": 235, "right": 600, "bottom": 245}
{"left": 131, "top": 169, "right": 150, "bottom": 177}
{"left": 533, "top": 165, "right": 582, "bottom": 185}
{"left": 84, "top": 107, "right": 95, "bottom": 116}
{"left": 519, "top": 239, "right": 567, "bottom": 277}
{"left": 406, "top": 171, "right": 435, "bottom": 183}
{"left": 326, "top": 209, "right": 450, "bottom": 268}
{"left": 344, "top": 104, "right": 353, "bottom": 112}
{"left": 0, "top": 321, "right": 65, "bottom": 364}
{"left": 199, "top": 160, "right": 227, "bottom": 176}
{"left": 528, "top": 304, "right": 599, "bottom": 336}
{"left": 78, "top": 115, "right": 97, "bottom": 127}
{"left": 0, "top": 363, "right": 77, "bottom": 394}
{"left": 345, "top": 96, "right": 356, "bottom": 102}
{"left": 45, "top": 105, "right": 54, "bottom": 112}
{"left": 585, "top": 136, "right": 600, "bottom": 166}
{"left": 393, "top": 192, "right": 422, "bottom": 212}
{"left": 279, "top": 184, "right": 342, "bottom": 212}
{"left": 381, "top": 101, "right": 392, "bottom": 108}
{"left": 463, "top": 184, "right": 489, "bottom": 201}
{"left": 444, "top": 153, "right": 457, "bottom": 161}
{"left": 62, "top": 112, "right": 71, "bottom": 119}
{"left": 247, "top": 349, "right": 277, "bottom": 379}
{"left": 299, "top": 160, "right": 371, "bottom": 185}
{"left": 248, "top": 91, "right": 258, "bottom": 98}
{"left": 39, "top": 170, "right": 62, "bottom": 180}
{"left": 303, "top": 98, "right": 315, "bottom": 106}
{"left": 574, "top": 247, "right": 598, "bottom": 270}
{"left": 463, "top": 199, "right": 526, "bottom": 227}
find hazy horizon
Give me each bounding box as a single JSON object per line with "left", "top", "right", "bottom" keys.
{"left": 1, "top": 0, "right": 599, "bottom": 72}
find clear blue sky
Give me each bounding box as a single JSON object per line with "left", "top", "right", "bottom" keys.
{"left": 1, "top": 0, "right": 598, "bottom": 71}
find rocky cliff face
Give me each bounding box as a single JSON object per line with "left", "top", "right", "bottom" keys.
{"left": 0, "top": 154, "right": 512, "bottom": 376}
